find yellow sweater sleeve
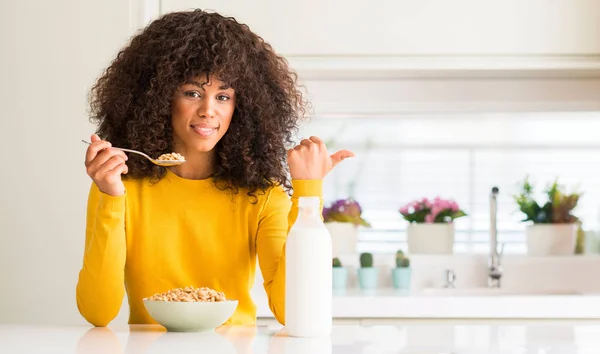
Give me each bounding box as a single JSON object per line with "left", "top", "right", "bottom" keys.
{"left": 76, "top": 184, "right": 127, "bottom": 327}
{"left": 256, "top": 179, "right": 323, "bottom": 325}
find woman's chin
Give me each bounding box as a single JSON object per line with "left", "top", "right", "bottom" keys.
{"left": 189, "top": 142, "right": 218, "bottom": 154}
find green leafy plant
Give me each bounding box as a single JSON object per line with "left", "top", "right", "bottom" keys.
{"left": 359, "top": 252, "right": 373, "bottom": 268}
{"left": 332, "top": 257, "right": 342, "bottom": 268}
{"left": 513, "top": 176, "right": 581, "bottom": 224}
{"left": 395, "top": 250, "right": 410, "bottom": 268}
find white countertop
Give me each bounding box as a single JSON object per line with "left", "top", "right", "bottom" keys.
{"left": 253, "top": 289, "right": 600, "bottom": 319}
{"left": 3, "top": 321, "right": 600, "bottom": 354}
{"left": 329, "top": 289, "right": 600, "bottom": 319}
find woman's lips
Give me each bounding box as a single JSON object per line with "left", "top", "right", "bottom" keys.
{"left": 191, "top": 124, "right": 217, "bottom": 137}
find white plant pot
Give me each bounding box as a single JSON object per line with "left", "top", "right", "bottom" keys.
{"left": 325, "top": 222, "right": 358, "bottom": 257}
{"left": 407, "top": 223, "right": 455, "bottom": 254}
{"left": 526, "top": 224, "right": 577, "bottom": 256}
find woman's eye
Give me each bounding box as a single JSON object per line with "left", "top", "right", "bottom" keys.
{"left": 217, "top": 95, "right": 230, "bottom": 101}
{"left": 184, "top": 91, "right": 201, "bottom": 98}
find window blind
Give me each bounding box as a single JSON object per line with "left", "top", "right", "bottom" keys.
{"left": 298, "top": 112, "right": 600, "bottom": 254}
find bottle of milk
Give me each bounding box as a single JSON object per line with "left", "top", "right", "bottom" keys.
{"left": 285, "top": 196, "right": 332, "bottom": 337}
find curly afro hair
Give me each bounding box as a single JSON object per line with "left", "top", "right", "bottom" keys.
{"left": 89, "top": 9, "right": 308, "bottom": 198}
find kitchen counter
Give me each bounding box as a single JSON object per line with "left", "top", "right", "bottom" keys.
{"left": 328, "top": 289, "right": 600, "bottom": 319}
{"left": 3, "top": 321, "right": 600, "bottom": 354}
{"left": 254, "top": 289, "right": 600, "bottom": 319}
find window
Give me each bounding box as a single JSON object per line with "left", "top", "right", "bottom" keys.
{"left": 298, "top": 112, "right": 600, "bottom": 254}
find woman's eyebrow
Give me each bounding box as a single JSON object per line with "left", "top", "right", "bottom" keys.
{"left": 184, "top": 80, "right": 204, "bottom": 89}
{"left": 184, "top": 79, "right": 231, "bottom": 90}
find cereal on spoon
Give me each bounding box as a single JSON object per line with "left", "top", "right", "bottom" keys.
{"left": 157, "top": 152, "right": 185, "bottom": 162}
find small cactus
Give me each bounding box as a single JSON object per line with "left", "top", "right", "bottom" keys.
{"left": 359, "top": 252, "right": 373, "bottom": 268}
{"left": 397, "top": 257, "right": 410, "bottom": 268}
{"left": 332, "top": 257, "right": 342, "bottom": 268}
{"left": 395, "top": 249, "right": 410, "bottom": 268}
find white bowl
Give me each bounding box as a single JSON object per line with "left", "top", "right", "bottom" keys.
{"left": 143, "top": 299, "right": 238, "bottom": 332}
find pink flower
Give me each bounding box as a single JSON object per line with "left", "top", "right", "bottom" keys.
{"left": 429, "top": 206, "right": 442, "bottom": 222}
{"left": 450, "top": 201, "right": 459, "bottom": 212}
{"left": 422, "top": 198, "right": 432, "bottom": 208}
{"left": 412, "top": 201, "right": 422, "bottom": 211}
{"left": 400, "top": 196, "right": 465, "bottom": 224}
{"left": 433, "top": 197, "right": 446, "bottom": 208}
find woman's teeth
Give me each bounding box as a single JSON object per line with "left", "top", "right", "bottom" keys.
{"left": 192, "top": 126, "right": 216, "bottom": 137}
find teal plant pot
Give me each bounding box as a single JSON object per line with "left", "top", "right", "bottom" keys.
{"left": 332, "top": 267, "right": 348, "bottom": 289}
{"left": 357, "top": 267, "right": 379, "bottom": 289}
{"left": 392, "top": 268, "right": 412, "bottom": 290}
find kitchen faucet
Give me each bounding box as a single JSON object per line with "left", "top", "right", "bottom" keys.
{"left": 489, "top": 186, "right": 503, "bottom": 288}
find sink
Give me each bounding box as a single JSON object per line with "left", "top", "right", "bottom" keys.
{"left": 421, "top": 287, "right": 581, "bottom": 296}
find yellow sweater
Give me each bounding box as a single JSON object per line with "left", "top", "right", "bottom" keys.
{"left": 76, "top": 169, "right": 322, "bottom": 327}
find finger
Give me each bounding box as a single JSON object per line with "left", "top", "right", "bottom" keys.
{"left": 98, "top": 148, "right": 128, "bottom": 164}
{"left": 308, "top": 136, "right": 323, "bottom": 145}
{"left": 100, "top": 155, "right": 127, "bottom": 173}
{"left": 330, "top": 150, "right": 355, "bottom": 167}
{"left": 88, "top": 149, "right": 127, "bottom": 173}
{"left": 100, "top": 163, "right": 128, "bottom": 184}
{"left": 90, "top": 134, "right": 101, "bottom": 143}
{"left": 85, "top": 140, "right": 112, "bottom": 166}
{"left": 300, "top": 139, "right": 313, "bottom": 148}
{"left": 108, "top": 162, "right": 128, "bottom": 176}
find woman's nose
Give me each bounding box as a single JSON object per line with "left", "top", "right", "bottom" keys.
{"left": 197, "top": 98, "right": 215, "bottom": 118}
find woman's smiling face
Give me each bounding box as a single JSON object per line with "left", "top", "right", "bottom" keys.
{"left": 171, "top": 74, "right": 236, "bottom": 154}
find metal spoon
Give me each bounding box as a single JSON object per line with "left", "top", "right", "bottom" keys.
{"left": 81, "top": 140, "right": 185, "bottom": 167}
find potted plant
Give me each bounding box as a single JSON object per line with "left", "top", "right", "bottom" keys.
{"left": 357, "top": 252, "right": 378, "bottom": 290}
{"left": 392, "top": 250, "right": 411, "bottom": 290}
{"left": 514, "top": 176, "right": 581, "bottom": 256}
{"left": 332, "top": 257, "right": 348, "bottom": 291}
{"left": 399, "top": 197, "right": 467, "bottom": 254}
{"left": 323, "top": 198, "right": 371, "bottom": 257}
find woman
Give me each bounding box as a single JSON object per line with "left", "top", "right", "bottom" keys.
{"left": 76, "top": 9, "right": 353, "bottom": 327}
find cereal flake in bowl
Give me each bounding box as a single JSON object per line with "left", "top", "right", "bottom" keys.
{"left": 143, "top": 286, "right": 238, "bottom": 332}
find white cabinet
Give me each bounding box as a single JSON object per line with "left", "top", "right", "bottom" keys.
{"left": 160, "top": 0, "right": 600, "bottom": 56}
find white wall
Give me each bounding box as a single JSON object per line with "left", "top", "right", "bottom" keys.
{"left": 163, "top": 0, "right": 600, "bottom": 55}
{"left": 0, "top": 0, "right": 132, "bottom": 324}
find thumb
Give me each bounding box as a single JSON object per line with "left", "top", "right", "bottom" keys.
{"left": 91, "top": 134, "right": 100, "bottom": 143}
{"left": 330, "top": 150, "right": 355, "bottom": 168}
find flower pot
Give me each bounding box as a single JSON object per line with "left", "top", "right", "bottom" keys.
{"left": 357, "top": 267, "right": 378, "bottom": 289}
{"left": 332, "top": 267, "right": 348, "bottom": 289}
{"left": 407, "top": 223, "right": 454, "bottom": 254}
{"left": 392, "top": 268, "right": 411, "bottom": 290}
{"left": 325, "top": 222, "right": 358, "bottom": 257}
{"left": 526, "top": 224, "right": 577, "bottom": 256}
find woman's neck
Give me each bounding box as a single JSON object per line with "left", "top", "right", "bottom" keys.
{"left": 168, "top": 149, "right": 216, "bottom": 180}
